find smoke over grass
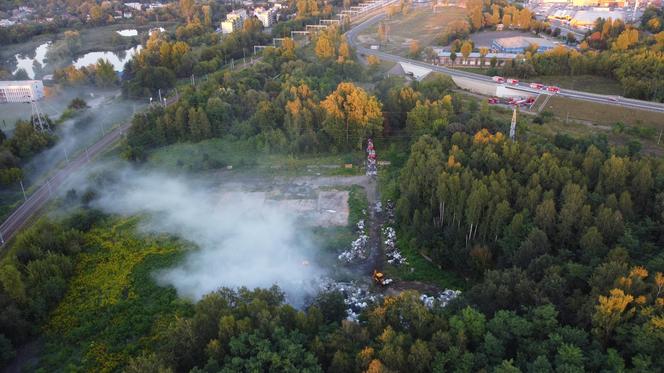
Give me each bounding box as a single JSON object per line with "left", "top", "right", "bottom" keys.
{"left": 92, "top": 168, "right": 326, "bottom": 306}
{"left": 23, "top": 89, "right": 140, "bottom": 183}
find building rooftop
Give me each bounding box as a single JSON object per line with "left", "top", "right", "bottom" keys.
{"left": 572, "top": 10, "right": 625, "bottom": 24}
{"left": 493, "top": 36, "right": 555, "bottom": 49}
{"left": 434, "top": 48, "right": 518, "bottom": 59}
{"left": 0, "top": 80, "right": 42, "bottom": 87}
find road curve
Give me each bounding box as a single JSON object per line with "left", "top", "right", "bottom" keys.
{"left": 346, "top": 13, "right": 664, "bottom": 114}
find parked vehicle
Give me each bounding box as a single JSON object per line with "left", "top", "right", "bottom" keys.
{"left": 492, "top": 76, "right": 506, "bottom": 83}
{"left": 530, "top": 82, "right": 544, "bottom": 89}
{"left": 546, "top": 86, "right": 560, "bottom": 93}
{"left": 506, "top": 78, "right": 519, "bottom": 85}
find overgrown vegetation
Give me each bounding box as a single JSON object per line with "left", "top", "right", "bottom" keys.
{"left": 1, "top": 1, "right": 663, "bottom": 371}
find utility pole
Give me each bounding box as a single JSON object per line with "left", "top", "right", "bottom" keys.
{"left": 658, "top": 128, "right": 663, "bottom": 145}
{"left": 19, "top": 180, "right": 27, "bottom": 201}
{"left": 509, "top": 107, "right": 517, "bottom": 141}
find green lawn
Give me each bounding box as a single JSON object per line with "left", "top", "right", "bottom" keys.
{"left": 531, "top": 75, "right": 623, "bottom": 96}
{"left": 383, "top": 236, "right": 467, "bottom": 291}
{"left": 146, "top": 138, "right": 365, "bottom": 176}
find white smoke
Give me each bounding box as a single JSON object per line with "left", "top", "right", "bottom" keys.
{"left": 92, "top": 169, "right": 326, "bottom": 306}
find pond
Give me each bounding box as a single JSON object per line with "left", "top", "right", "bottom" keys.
{"left": 72, "top": 45, "right": 143, "bottom": 71}
{"left": 9, "top": 40, "right": 143, "bottom": 79}
{"left": 116, "top": 29, "right": 138, "bottom": 37}
{"left": 13, "top": 41, "right": 51, "bottom": 79}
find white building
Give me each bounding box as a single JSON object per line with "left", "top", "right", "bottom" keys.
{"left": 124, "top": 2, "right": 143, "bottom": 11}
{"left": 254, "top": 7, "right": 277, "bottom": 27}
{"left": 220, "top": 9, "right": 248, "bottom": 34}
{"left": 0, "top": 80, "right": 45, "bottom": 103}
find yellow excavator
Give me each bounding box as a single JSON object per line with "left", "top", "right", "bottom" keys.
{"left": 372, "top": 270, "right": 386, "bottom": 286}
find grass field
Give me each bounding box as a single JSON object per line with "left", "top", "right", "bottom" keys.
{"left": 146, "top": 138, "right": 366, "bottom": 176}
{"left": 383, "top": 237, "right": 467, "bottom": 290}
{"left": 537, "top": 95, "right": 664, "bottom": 128}
{"left": 531, "top": 75, "right": 623, "bottom": 96}
{"left": 357, "top": 6, "right": 467, "bottom": 56}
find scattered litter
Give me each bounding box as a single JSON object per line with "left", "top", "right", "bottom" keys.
{"left": 382, "top": 201, "right": 407, "bottom": 266}
{"left": 419, "top": 289, "right": 462, "bottom": 309}
{"left": 319, "top": 279, "right": 379, "bottom": 322}
{"left": 338, "top": 219, "right": 369, "bottom": 263}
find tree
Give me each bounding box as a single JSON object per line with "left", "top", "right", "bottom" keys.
{"left": 179, "top": 0, "right": 195, "bottom": 22}
{"left": 0, "top": 265, "right": 26, "bottom": 304}
{"left": 190, "top": 107, "right": 211, "bottom": 141}
{"left": 282, "top": 38, "right": 296, "bottom": 59}
{"left": 338, "top": 41, "right": 350, "bottom": 63}
{"left": 321, "top": 82, "right": 383, "bottom": 149}
{"left": 460, "top": 41, "right": 473, "bottom": 63}
{"left": 94, "top": 58, "right": 118, "bottom": 87}
{"left": 566, "top": 32, "right": 577, "bottom": 44}
{"left": 592, "top": 288, "right": 634, "bottom": 344}
{"left": 409, "top": 40, "right": 421, "bottom": 58}
{"left": 89, "top": 5, "right": 104, "bottom": 24}
{"left": 0, "top": 335, "right": 15, "bottom": 368}
{"left": 479, "top": 47, "right": 489, "bottom": 68}
{"left": 378, "top": 22, "right": 389, "bottom": 44}
{"left": 450, "top": 51, "right": 457, "bottom": 66}
{"left": 315, "top": 34, "right": 336, "bottom": 60}
{"left": 202, "top": 5, "right": 211, "bottom": 27}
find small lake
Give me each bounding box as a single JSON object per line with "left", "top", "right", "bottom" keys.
{"left": 116, "top": 29, "right": 138, "bottom": 37}
{"left": 72, "top": 45, "right": 143, "bottom": 71}
{"left": 13, "top": 41, "right": 51, "bottom": 79}
{"left": 73, "top": 45, "right": 143, "bottom": 71}
{"left": 9, "top": 40, "right": 142, "bottom": 79}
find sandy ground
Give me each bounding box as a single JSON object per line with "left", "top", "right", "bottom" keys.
{"left": 214, "top": 175, "right": 376, "bottom": 227}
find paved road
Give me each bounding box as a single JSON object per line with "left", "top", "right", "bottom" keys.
{"left": 0, "top": 120, "right": 132, "bottom": 245}
{"left": 346, "top": 13, "right": 664, "bottom": 114}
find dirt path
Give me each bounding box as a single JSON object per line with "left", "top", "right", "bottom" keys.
{"left": 365, "top": 177, "right": 384, "bottom": 275}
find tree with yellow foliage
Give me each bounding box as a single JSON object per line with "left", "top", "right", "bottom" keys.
{"left": 378, "top": 22, "right": 389, "bottom": 44}
{"left": 409, "top": 40, "right": 421, "bottom": 58}
{"left": 460, "top": 41, "right": 473, "bottom": 63}
{"left": 479, "top": 47, "right": 489, "bottom": 68}
{"left": 202, "top": 5, "right": 211, "bottom": 27}
{"left": 315, "top": 34, "right": 336, "bottom": 60}
{"left": 367, "top": 55, "right": 380, "bottom": 66}
{"left": 281, "top": 37, "right": 296, "bottom": 59}
{"left": 321, "top": 82, "right": 383, "bottom": 149}
{"left": 179, "top": 0, "right": 195, "bottom": 22}
{"left": 365, "top": 359, "right": 388, "bottom": 373}
{"left": 592, "top": 288, "right": 634, "bottom": 344}
{"left": 338, "top": 40, "right": 351, "bottom": 63}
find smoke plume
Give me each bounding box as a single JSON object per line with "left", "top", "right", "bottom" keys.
{"left": 92, "top": 169, "right": 326, "bottom": 306}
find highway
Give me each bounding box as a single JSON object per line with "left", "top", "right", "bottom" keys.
{"left": 346, "top": 13, "right": 664, "bottom": 114}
